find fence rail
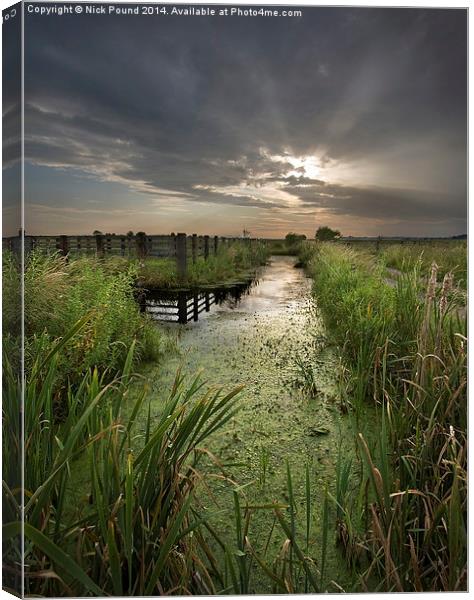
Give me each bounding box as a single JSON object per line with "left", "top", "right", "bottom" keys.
{"left": 2, "top": 232, "right": 260, "bottom": 278}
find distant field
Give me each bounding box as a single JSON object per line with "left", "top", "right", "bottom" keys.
{"left": 340, "top": 239, "right": 467, "bottom": 289}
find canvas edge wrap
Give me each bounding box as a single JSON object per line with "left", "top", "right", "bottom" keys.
{"left": 3, "top": 2, "right": 24, "bottom": 598}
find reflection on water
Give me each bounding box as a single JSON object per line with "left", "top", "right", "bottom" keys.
{"left": 142, "top": 255, "right": 309, "bottom": 323}
{"left": 141, "top": 274, "right": 258, "bottom": 323}
{"left": 215, "top": 255, "right": 310, "bottom": 314}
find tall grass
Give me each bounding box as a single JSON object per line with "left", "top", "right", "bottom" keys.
{"left": 4, "top": 250, "right": 167, "bottom": 391}
{"left": 305, "top": 242, "right": 467, "bottom": 591}
{"left": 3, "top": 323, "right": 336, "bottom": 595}
{"left": 379, "top": 241, "right": 467, "bottom": 289}
{"left": 3, "top": 319, "right": 244, "bottom": 596}
{"left": 201, "top": 464, "right": 323, "bottom": 595}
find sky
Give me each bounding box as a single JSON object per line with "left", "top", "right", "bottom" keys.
{"left": 5, "top": 5, "right": 468, "bottom": 237}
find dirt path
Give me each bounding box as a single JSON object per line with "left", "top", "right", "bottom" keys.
{"left": 147, "top": 256, "right": 357, "bottom": 591}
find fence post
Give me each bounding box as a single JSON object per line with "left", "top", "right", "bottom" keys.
{"left": 58, "top": 235, "right": 69, "bottom": 256}
{"left": 137, "top": 290, "right": 147, "bottom": 313}
{"left": 192, "top": 234, "right": 197, "bottom": 263}
{"left": 136, "top": 233, "right": 148, "bottom": 260}
{"left": 204, "top": 235, "right": 209, "bottom": 260}
{"left": 193, "top": 293, "right": 199, "bottom": 321}
{"left": 177, "top": 292, "right": 188, "bottom": 324}
{"left": 214, "top": 235, "right": 219, "bottom": 255}
{"left": 170, "top": 233, "right": 176, "bottom": 261}
{"left": 95, "top": 233, "right": 104, "bottom": 257}
{"left": 176, "top": 233, "right": 187, "bottom": 279}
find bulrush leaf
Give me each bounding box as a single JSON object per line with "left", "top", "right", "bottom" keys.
{"left": 5, "top": 522, "right": 104, "bottom": 596}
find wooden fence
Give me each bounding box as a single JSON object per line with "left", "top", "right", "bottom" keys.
{"left": 2, "top": 232, "right": 259, "bottom": 278}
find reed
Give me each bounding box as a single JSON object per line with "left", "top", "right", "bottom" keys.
{"left": 3, "top": 307, "right": 333, "bottom": 595}
{"left": 293, "top": 354, "right": 319, "bottom": 396}
{"left": 304, "top": 242, "right": 467, "bottom": 591}
{"left": 3, "top": 318, "right": 245, "bottom": 596}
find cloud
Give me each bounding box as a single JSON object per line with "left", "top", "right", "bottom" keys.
{"left": 13, "top": 7, "right": 467, "bottom": 235}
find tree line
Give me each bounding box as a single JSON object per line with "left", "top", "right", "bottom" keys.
{"left": 285, "top": 226, "right": 341, "bottom": 244}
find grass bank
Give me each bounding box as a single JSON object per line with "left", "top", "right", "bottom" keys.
{"left": 380, "top": 240, "right": 467, "bottom": 289}
{"left": 302, "top": 242, "right": 467, "bottom": 591}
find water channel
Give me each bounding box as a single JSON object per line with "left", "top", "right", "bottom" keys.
{"left": 144, "top": 255, "right": 359, "bottom": 591}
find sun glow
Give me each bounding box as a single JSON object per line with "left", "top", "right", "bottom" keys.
{"left": 286, "top": 155, "right": 321, "bottom": 179}
{"left": 261, "top": 148, "right": 322, "bottom": 180}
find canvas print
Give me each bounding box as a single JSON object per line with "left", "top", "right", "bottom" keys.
{"left": 2, "top": 2, "right": 467, "bottom": 596}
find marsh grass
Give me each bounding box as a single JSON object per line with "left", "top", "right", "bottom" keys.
{"left": 3, "top": 331, "right": 337, "bottom": 595}
{"left": 207, "top": 464, "right": 323, "bottom": 595}
{"left": 3, "top": 250, "right": 168, "bottom": 394}
{"left": 379, "top": 240, "right": 467, "bottom": 288}
{"left": 4, "top": 238, "right": 465, "bottom": 594}
{"left": 3, "top": 319, "right": 245, "bottom": 595}
{"left": 305, "top": 242, "right": 467, "bottom": 591}
{"left": 293, "top": 354, "right": 319, "bottom": 396}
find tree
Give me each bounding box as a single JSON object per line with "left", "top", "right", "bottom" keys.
{"left": 126, "top": 231, "right": 134, "bottom": 238}
{"left": 315, "top": 226, "right": 341, "bottom": 241}
{"left": 285, "top": 232, "right": 307, "bottom": 245}
{"left": 93, "top": 230, "right": 103, "bottom": 236}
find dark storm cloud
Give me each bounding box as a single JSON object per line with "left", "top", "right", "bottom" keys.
{"left": 23, "top": 6, "right": 467, "bottom": 234}
{"left": 286, "top": 179, "right": 466, "bottom": 222}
